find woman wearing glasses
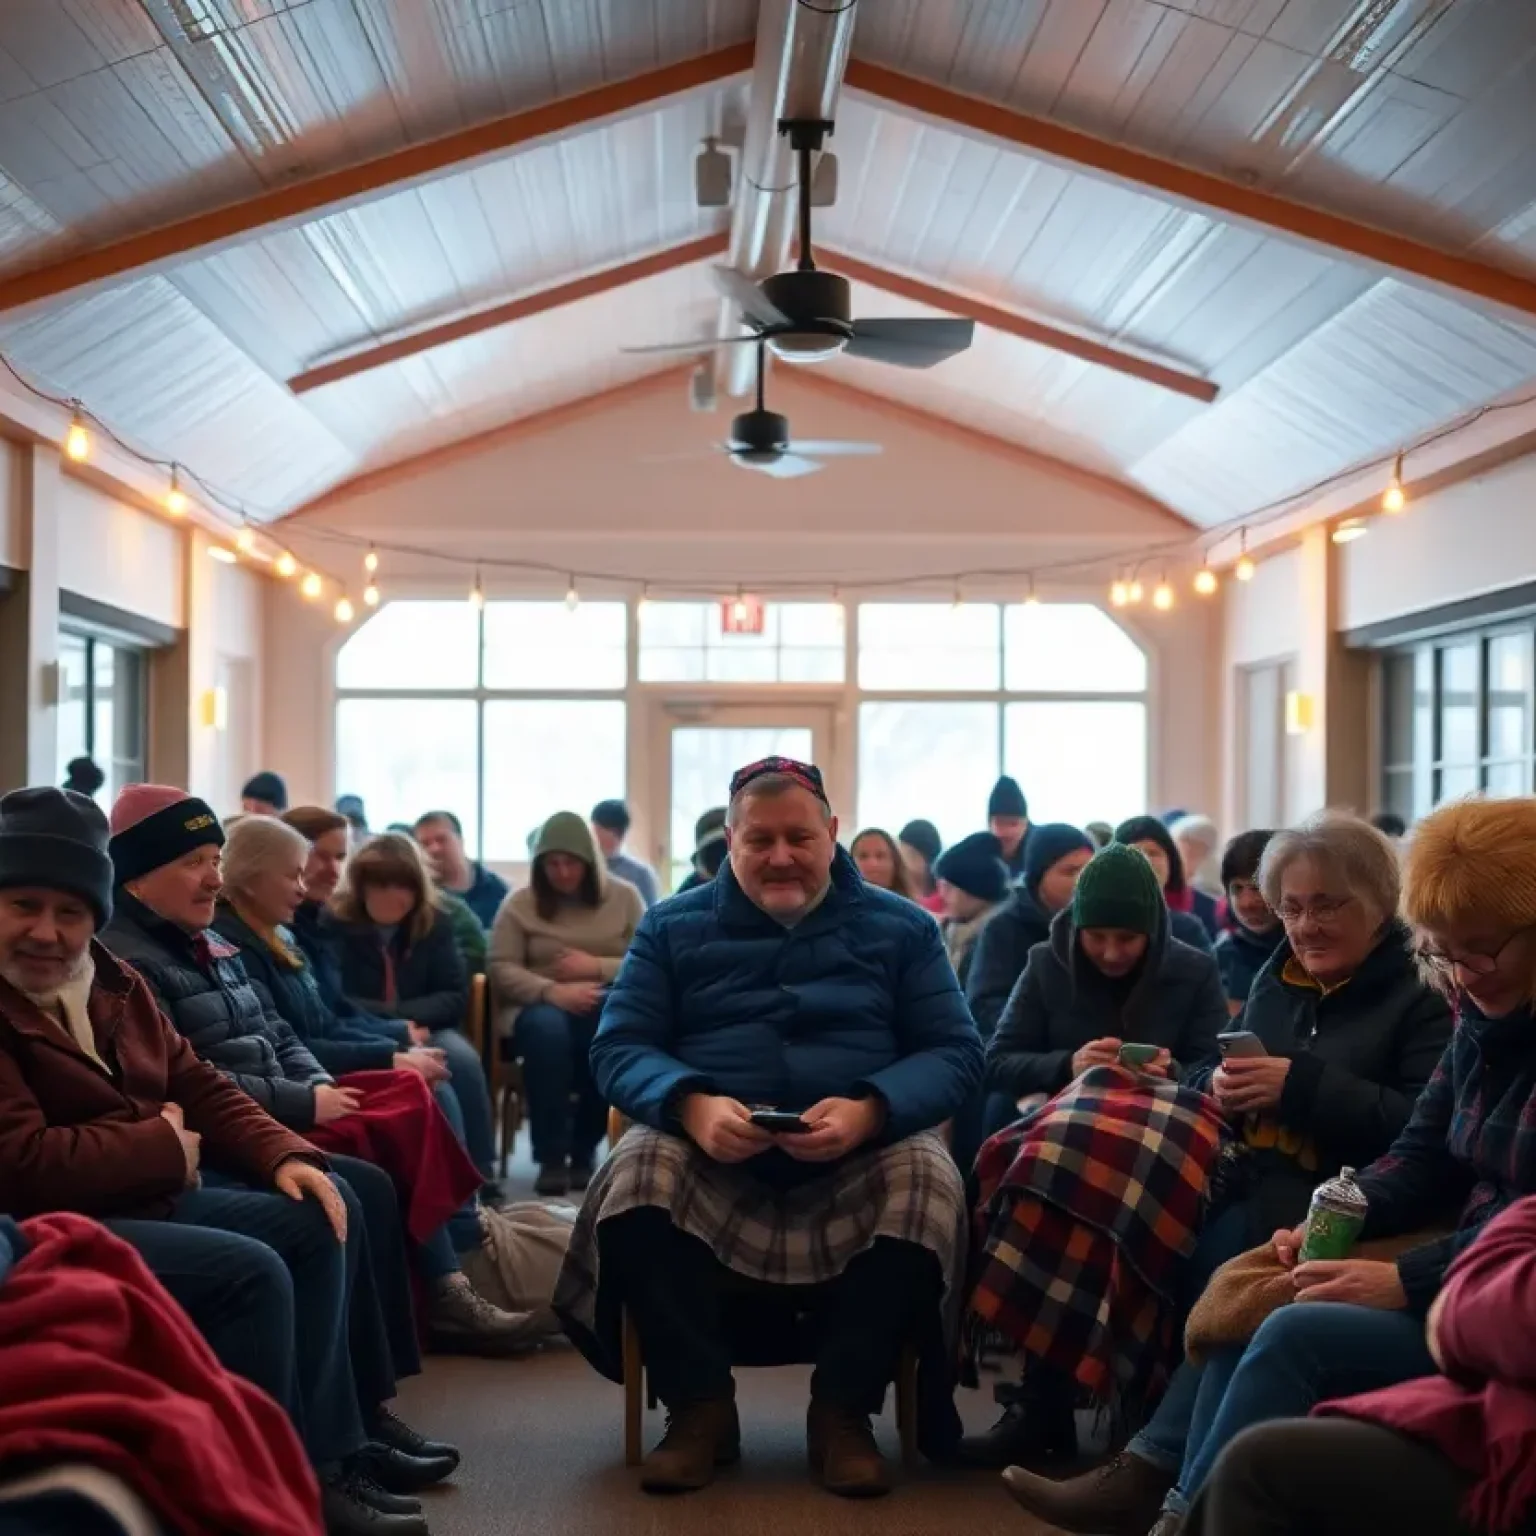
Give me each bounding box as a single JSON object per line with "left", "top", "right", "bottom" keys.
{"left": 1005, "top": 811, "right": 1452, "bottom": 1536}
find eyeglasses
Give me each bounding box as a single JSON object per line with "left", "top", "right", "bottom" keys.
{"left": 1275, "top": 895, "right": 1355, "bottom": 926}
{"left": 1417, "top": 927, "right": 1531, "bottom": 978}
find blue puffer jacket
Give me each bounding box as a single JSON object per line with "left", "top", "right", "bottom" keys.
{"left": 102, "top": 891, "right": 328, "bottom": 1130}
{"left": 591, "top": 848, "right": 983, "bottom": 1166}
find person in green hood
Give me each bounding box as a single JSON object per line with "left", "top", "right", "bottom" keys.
{"left": 488, "top": 811, "right": 645, "bottom": 1195}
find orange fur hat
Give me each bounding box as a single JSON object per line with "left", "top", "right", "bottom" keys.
{"left": 1403, "top": 796, "right": 1536, "bottom": 932}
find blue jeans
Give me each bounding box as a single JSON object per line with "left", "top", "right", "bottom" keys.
{"left": 1167, "top": 1302, "right": 1436, "bottom": 1514}
{"left": 514, "top": 1003, "right": 607, "bottom": 1167}
{"left": 1128, "top": 1202, "right": 1253, "bottom": 1471}
{"left": 432, "top": 1083, "right": 485, "bottom": 1253}
{"left": 432, "top": 1026, "right": 497, "bottom": 1178}
{"left": 112, "top": 1180, "right": 364, "bottom": 1466}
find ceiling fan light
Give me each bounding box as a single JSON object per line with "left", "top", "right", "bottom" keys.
{"left": 766, "top": 332, "right": 846, "bottom": 364}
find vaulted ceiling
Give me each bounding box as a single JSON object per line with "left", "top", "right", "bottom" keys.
{"left": 0, "top": 0, "right": 1533, "bottom": 531}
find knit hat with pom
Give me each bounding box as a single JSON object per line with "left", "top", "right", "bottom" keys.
{"left": 1403, "top": 797, "right": 1536, "bottom": 934}
{"left": 109, "top": 785, "right": 224, "bottom": 885}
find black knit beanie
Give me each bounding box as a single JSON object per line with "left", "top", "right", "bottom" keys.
{"left": 0, "top": 788, "right": 115, "bottom": 928}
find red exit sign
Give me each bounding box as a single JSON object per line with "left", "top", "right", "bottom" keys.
{"left": 720, "top": 593, "right": 766, "bottom": 634}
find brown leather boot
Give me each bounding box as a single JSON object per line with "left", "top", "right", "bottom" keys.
{"left": 639, "top": 1400, "right": 740, "bottom": 1494}
{"left": 806, "top": 1401, "right": 891, "bottom": 1499}
{"left": 1001, "top": 1450, "right": 1174, "bottom": 1535}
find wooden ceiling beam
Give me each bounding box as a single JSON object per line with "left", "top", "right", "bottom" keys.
{"left": 819, "top": 247, "right": 1218, "bottom": 403}
{"left": 0, "top": 44, "right": 754, "bottom": 316}
{"left": 288, "top": 232, "right": 730, "bottom": 393}
{"left": 843, "top": 59, "right": 1536, "bottom": 323}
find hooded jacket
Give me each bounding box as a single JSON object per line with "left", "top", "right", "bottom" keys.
{"left": 489, "top": 811, "right": 645, "bottom": 1033}
{"left": 985, "top": 901, "right": 1226, "bottom": 1099}
{"left": 964, "top": 886, "right": 1054, "bottom": 1040}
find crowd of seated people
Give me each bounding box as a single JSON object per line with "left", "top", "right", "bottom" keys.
{"left": 8, "top": 751, "right": 1533, "bottom": 1536}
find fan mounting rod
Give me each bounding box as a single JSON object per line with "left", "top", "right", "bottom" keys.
{"left": 780, "top": 118, "right": 832, "bottom": 273}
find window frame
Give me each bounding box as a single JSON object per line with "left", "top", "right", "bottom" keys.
{"left": 57, "top": 626, "right": 148, "bottom": 801}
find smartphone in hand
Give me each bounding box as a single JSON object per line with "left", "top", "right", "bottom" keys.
{"left": 748, "top": 1107, "right": 811, "bottom": 1134}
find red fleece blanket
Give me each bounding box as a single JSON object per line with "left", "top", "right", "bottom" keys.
{"left": 0, "top": 1212, "right": 320, "bottom": 1536}
{"left": 307, "top": 1067, "right": 481, "bottom": 1243}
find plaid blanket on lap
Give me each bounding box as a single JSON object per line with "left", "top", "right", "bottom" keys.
{"left": 966, "top": 1066, "right": 1228, "bottom": 1405}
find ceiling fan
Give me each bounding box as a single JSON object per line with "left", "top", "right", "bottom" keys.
{"left": 656, "top": 338, "right": 882, "bottom": 478}
{"left": 628, "top": 118, "right": 975, "bottom": 371}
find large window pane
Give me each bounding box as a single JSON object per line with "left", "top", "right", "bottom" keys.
{"left": 1003, "top": 604, "right": 1147, "bottom": 693}
{"left": 482, "top": 601, "right": 626, "bottom": 691}
{"left": 1005, "top": 702, "right": 1148, "bottom": 829}
{"left": 1438, "top": 641, "right": 1480, "bottom": 766}
{"left": 1484, "top": 761, "right": 1531, "bottom": 797}
{"left": 857, "top": 701, "right": 999, "bottom": 847}
{"left": 858, "top": 603, "right": 1001, "bottom": 691}
{"left": 337, "top": 602, "right": 481, "bottom": 691}
{"left": 482, "top": 701, "right": 627, "bottom": 861}
{"left": 335, "top": 698, "right": 480, "bottom": 851}
{"left": 56, "top": 632, "right": 89, "bottom": 782}
{"left": 1486, "top": 632, "right": 1531, "bottom": 762}
{"left": 638, "top": 601, "right": 843, "bottom": 683}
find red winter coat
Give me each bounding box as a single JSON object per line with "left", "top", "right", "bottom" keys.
{"left": 0, "top": 1211, "right": 321, "bottom": 1536}
{"left": 1318, "top": 1193, "right": 1536, "bottom": 1532}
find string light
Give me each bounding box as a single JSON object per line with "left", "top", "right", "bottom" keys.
{"left": 166, "top": 465, "right": 188, "bottom": 516}
{"left": 207, "top": 545, "right": 237, "bottom": 565}
{"left": 64, "top": 405, "right": 89, "bottom": 463}
{"left": 1152, "top": 573, "right": 1175, "bottom": 611}
{"left": 1110, "top": 577, "right": 1129, "bottom": 608}
{"left": 636, "top": 582, "right": 652, "bottom": 618}
{"left": 1023, "top": 575, "right": 1040, "bottom": 606}
{"left": 565, "top": 575, "right": 580, "bottom": 611}
{"left": 363, "top": 582, "right": 380, "bottom": 608}
{"left": 1193, "top": 557, "right": 1218, "bottom": 596}
{"left": 235, "top": 523, "right": 257, "bottom": 556}
{"left": 731, "top": 587, "right": 749, "bottom": 625}
{"left": 334, "top": 595, "right": 355, "bottom": 624}
{"left": 274, "top": 551, "right": 298, "bottom": 579}
{"left": 468, "top": 567, "right": 485, "bottom": 610}
{"left": 1234, "top": 529, "right": 1255, "bottom": 583}
{"left": 1332, "top": 517, "right": 1369, "bottom": 545}
{"left": 300, "top": 571, "right": 323, "bottom": 600}
{"left": 1382, "top": 451, "right": 1407, "bottom": 513}
{"left": 364, "top": 546, "right": 379, "bottom": 575}
{"left": 1127, "top": 577, "right": 1145, "bottom": 605}
{"left": 951, "top": 580, "right": 964, "bottom": 611}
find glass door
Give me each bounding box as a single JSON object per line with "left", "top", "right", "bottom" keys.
{"left": 657, "top": 705, "right": 833, "bottom": 894}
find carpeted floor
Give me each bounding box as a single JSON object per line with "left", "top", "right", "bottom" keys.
{"left": 395, "top": 1349, "right": 1072, "bottom": 1536}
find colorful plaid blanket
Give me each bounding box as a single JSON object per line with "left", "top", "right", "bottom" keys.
{"left": 966, "top": 1066, "right": 1228, "bottom": 1405}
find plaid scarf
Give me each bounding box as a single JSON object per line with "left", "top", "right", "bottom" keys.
{"left": 965, "top": 1066, "right": 1228, "bottom": 1405}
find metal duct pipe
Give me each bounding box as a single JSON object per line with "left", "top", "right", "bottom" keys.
{"left": 716, "top": 0, "right": 856, "bottom": 398}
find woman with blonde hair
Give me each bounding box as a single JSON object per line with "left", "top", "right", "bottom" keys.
{"left": 1132, "top": 796, "right": 1536, "bottom": 1536}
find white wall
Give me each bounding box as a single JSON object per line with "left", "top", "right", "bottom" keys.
{"left": 1338, "top": 452, "right": 1536, "bottom": 630}
{"left": 57, "top": 477, "right": 185, "bottom": 628}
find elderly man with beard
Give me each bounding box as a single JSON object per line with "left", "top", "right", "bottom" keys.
{"left": 556, "top": 758, "right": 983, "bottom": 1499}
{"left": 0, "top": 787, "right": 447, "bottom": 1535}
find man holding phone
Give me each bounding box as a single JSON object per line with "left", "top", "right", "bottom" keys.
{"left": 555, "top": 758, "right": 982, "bottom": 1500}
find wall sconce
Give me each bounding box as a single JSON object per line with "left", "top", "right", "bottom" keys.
{"left": 198, "top": 686, "right": 228, "bottom": 732}
{"left": 1285, "top": 690, "right": 1315, "bottom": 736}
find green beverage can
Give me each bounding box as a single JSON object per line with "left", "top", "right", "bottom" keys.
{"left": 1298, "top": 1167, "right": 1369, "bottom": 1263}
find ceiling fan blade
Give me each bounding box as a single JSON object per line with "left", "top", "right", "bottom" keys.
{"left": 621, "top": 335, "right": 759, "bottom": 355}
{"left": 844, "top": 316, "right": 975, "bottom": 368}
{"left": 786, "top": 439, "right": 883, "bottom": 457}
{"left": 754, "top": 453, "right": 824, "bottom": 479}
{"left": 711, "top": 265, "right": 790, "bottom": 329}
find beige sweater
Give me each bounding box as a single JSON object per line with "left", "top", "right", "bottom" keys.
{"left": 488, "top": 811, "right": 644, "bottom": 1032}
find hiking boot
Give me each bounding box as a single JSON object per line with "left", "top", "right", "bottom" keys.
{"left": 956, "top": 1375, "right": 1078, "bottom": 1470}
{"left": 1002, "top": 1451, "right": 1174, "bottom": 1534}
{"left": 534, "top": 1163, "right": 570, "bottom": 1197}
{"left": 807, "top": 1401, "right": 891, "bottom": 1498}
{"left": 426, "top": 1273, "right": 545, "bottom": 1356}
{"left": 640, "top": 1400, "right": 741, "bottom": 1493}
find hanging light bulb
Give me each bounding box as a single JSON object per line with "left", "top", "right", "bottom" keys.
{"left": 64, "top": 405, "right": 90, "bottom": 463}
{"left": 951, "top": 580, "right": 964, "bottom": 611}
{"left": 1332, "top": 517, "right": 1369, "bottom": 545}
{"left": 334, "top": 595, "right": 355, "bottom": 624}
{"left": 166, "top": 465, "right": 189, "bottom": 516}
{"left": 468, "top": 567, "right": 485, "bottom": 611}
{"left": 364, "top": 546, "right": 379, "bottom": 575}
{"left": 1193, "top": 560, "right": 1218, "bottom": 596}
{"left": 1127, "top": 577, "right": 1145, "bottom": 605}
{"left": 731, "top": 587, "right": 749, "bottom": 625}
{"left": 636, "top": 582, "right": 652, "bottom": 618}
{"left": 235, "top": 523, "right": 257, "bottom": 556}
{"left": 1110, "top": 577, "right": 1129, "bottom": 609}
{"left": 274, "top": 551, "right": 298, "bottom": 579}
{"left": 565, "top": 575, "right": 580, "bottom": 611}
{"left": 300, "top": 571, "right": 322, "bottom": 600}
{"left": 363, "top": 582, "right": 380, "bottom": 608}
{"left": 1234, "top": 528, "right": 1255, "bottom": 583}
{"left": 1382, "top": 451, "right": 1407, "bottom": 513}
{"left": 1152, "top": 572, "right": 1175, "bottom": 611}
{"left": 1023, "top": 575, "right": 1040, "bottom": 607}
{"left": 207, "top": 545, "right": 237, "bottom": 565}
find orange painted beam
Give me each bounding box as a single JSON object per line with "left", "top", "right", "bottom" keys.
{"left": 820, "top": 247, "right": 1218, "bottom": 403}
{"left": 844, "top": 59, "right": 1536, "bottom": 322}
{"left": 288, "top": 232, "right": 729, "bottom": 394}
{"left": 0, "top": 44, "right": 754, "bottom": 315}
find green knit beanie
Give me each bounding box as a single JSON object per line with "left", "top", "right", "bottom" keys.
{"left": 1071, "top": 842, "right": 1164, "bottom": 936}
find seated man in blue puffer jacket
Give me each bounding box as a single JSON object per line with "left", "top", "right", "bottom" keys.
{"left": 555, "top": 757, "right": 983, "bottom": 1502}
